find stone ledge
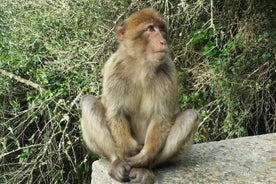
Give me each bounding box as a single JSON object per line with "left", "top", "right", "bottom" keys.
{"left": 91, "top": 133, "right": 276, "bottom": 183}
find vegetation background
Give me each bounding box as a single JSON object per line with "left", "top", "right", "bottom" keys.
{"left": 1, "top": 0, "right": 275, "bottom": 183}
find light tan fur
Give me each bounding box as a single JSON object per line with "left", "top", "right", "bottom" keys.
{"left": 80, "top": 9, "right": 199, "bottom": 183}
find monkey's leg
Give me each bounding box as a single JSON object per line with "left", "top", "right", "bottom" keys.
{"left": 152, "top": 109, "right": 199, "bottom": 166}
{"left": 80, "top": 95, "right": 117, "bottom": 160}
{"left": 80, "top": 95, "right": 131, "bottom": 182}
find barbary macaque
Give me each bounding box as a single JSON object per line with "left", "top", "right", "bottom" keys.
{"left": 80, "top": 8, "right": 199, "bottom": 184}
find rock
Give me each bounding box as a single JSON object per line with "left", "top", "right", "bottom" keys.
{"left": 91, "top": 133, "right": 276, "bottom": 183}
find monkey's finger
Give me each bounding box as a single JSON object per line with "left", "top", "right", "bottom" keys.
{"left": 109, "top": 166, "right": 130, "bottom": 182}
{"left": 129, "top": 168, "right": 155, "bottom": 184}
{"left": 109, "top": 159, "right": 131, "bottom": 182}
{"left": 129, "top": 170, "right": 139, "bottom": 182}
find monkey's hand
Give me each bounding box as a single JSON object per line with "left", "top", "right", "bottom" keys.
{"left": 129, "top": 168, "right": 155, "bottom": 184}
{"left": 109, "top": 158, "right": 131, "bottom": 182}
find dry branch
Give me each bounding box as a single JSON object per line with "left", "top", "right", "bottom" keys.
{"left": 0, "top": 69, "right": 45, "bottom": 92}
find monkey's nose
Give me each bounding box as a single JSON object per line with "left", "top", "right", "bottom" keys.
{"left": 160, "top": 39, "right": 167, "bottom": 45}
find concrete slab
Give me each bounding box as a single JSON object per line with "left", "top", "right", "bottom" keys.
{"left": 91, "top": 133, "right": 276, "bottom": 183}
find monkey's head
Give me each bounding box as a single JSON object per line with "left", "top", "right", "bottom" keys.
{"left": 116, "top": 9, "right": 169, "bottom": 63}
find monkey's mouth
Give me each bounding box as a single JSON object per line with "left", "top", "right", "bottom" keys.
{"left": 156, "top": 50, "right": 166, "bottom": 53}
{"left": 155, "top": 49, "right": 167, "bottom": 53}
{"left": 154, "top": 50, "right": 167, "bottom": 58}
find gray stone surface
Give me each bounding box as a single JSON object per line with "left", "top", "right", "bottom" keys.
{"left": 91, "top": 133, "right": 276, "bottom": 184}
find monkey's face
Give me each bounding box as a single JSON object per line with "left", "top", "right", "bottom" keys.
{"left": 116, "top": 9, "right": 169, "bottom": 64}
{"left": 142, "top": 24, "right": 168, "bottom": 62}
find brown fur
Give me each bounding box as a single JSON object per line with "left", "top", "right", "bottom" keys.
{"left": 80, "top": 9, "right": 199, "bottom": 183}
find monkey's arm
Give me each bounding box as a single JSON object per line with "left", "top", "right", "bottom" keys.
{"left": 102, "top": 55, "right": 140, "bottom": 158}
{"left": 106, "top": 113, "right": 141, "bottom": 158}
{"left": 126, "top": 118, "right": 172, "bottom": 167}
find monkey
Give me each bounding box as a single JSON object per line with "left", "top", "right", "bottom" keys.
{"left": 80, "top": 9, "right": 199, "bottom": 184}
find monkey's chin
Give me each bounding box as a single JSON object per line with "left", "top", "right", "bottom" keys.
{"left": 154, "top": 51, "right": 166, "bottom": 60}
{"left": 146, "top": 57, "right": 164, "bottom": 64}
{"left": 147, "top": 52, "right": 166, "bottom": 63}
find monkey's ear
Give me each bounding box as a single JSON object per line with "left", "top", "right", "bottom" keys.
{"left": 116, "top": 24, "right": 125, "bottom": 42}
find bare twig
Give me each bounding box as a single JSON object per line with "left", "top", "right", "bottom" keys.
{"left": 210, "top": 0, "right": 218, "bottom": 47}
{"left": 0, "top": 69, "right": 44, "bottom": 92}
{"left": 0, "top": 144, "right": 43, "bottom": 159}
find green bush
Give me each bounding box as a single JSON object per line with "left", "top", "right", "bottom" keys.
{"left": 1, "top": 0, "right": 275, "bottom": 183}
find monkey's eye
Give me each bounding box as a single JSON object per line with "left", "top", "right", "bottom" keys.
{"left": 146, "top": 25, "right": 155, "bottom": 32}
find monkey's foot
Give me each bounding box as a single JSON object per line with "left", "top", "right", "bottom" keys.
{"left": 129, "top": 168, "right": 154, "bottom": 184}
